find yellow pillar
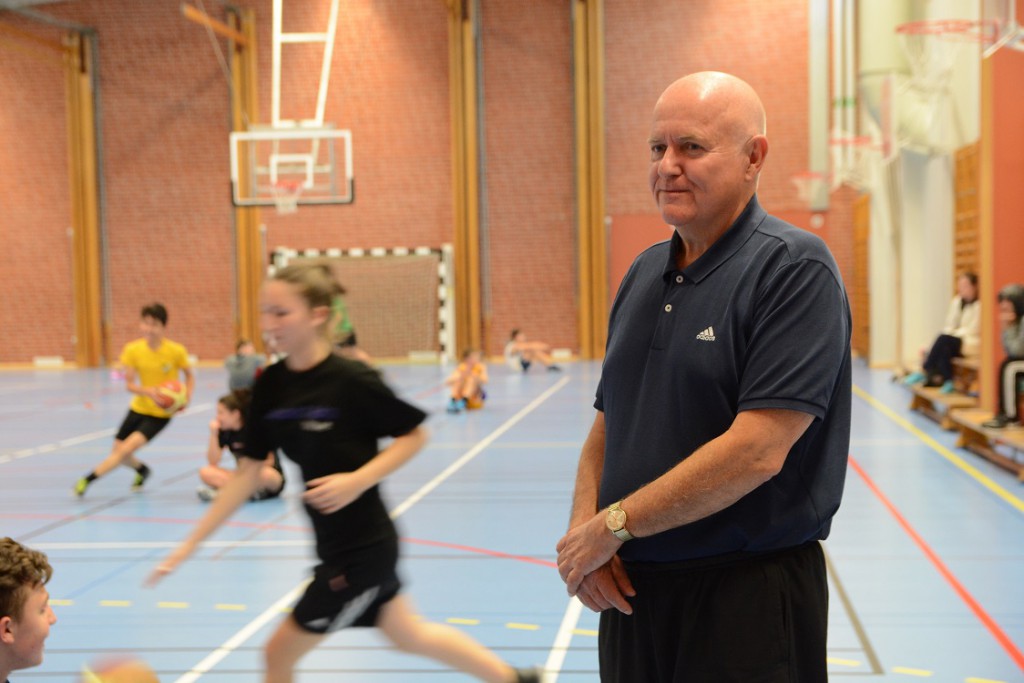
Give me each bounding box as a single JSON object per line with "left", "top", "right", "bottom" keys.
{"left": 573, "top": 0, "right": 608, "bottom": 359}
{"left": 64, "top": 32, "right": 103, "bottom": 367}
{"left": 447, "top": 0, "right": 482, "bottom": 355}
{"left": 229, "top": 8, "right": 264, "bottom": 349}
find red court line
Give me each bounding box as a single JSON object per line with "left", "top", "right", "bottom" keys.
{"left": 402, "top": 537, "right": 558, "bottom": 569}
{"left": 4, "top": 512, "right": 556, "bottom": 568}
{"left": 849, "top": 455, "right": 1024, "bottom": 671}
{"left": 410, "top": 381, "right": 447, "bottom": 400}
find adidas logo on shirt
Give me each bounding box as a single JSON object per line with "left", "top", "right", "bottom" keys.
{"left": 696, "top": 326, "right": 716, "bottom": 342}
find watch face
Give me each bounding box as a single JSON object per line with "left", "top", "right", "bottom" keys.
{"left": 607, "top": 508, "right": 626, "bottom": 531}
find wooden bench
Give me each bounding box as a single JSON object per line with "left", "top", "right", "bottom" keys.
{"left": 951, "top": 356, "right": 980, "bottom": 395}
{"left": 909, "top": 385, "right": 978, "bottom": 430}
{"left": 948, "top": 408, "right": 1024, "bottom": 481}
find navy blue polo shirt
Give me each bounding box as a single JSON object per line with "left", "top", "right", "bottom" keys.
{"left": 597, "top": 196, "right": 851, "bottom": 563}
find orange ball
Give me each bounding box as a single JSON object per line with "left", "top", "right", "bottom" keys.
{"left": 81, "top": 658, "right": 160, "bottom": 683}
{"left": 154, "top": 379, "right": 187, "bottom": 414}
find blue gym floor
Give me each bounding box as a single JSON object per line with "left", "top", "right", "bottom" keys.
{"left": 1, "top": 360, "right": 1022, "bottom": 682}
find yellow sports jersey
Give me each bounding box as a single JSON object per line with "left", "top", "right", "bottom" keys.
{"left": 460, "top": 361, "right": 488, "bottom": 383}
{"left": 120, "top": 338, "right": 190, "bottom": 417}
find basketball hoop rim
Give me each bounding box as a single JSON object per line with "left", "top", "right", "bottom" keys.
{"left": 895, "top": 18, "right": 997, "bottom": 41}
{"left": 829, "top": 136, "right": 883, "bottom": 151}
{"left": 271, "top": 180, "right": 303, "bottom": 214}
{"left": 791, "top": 171, "right": 832, "bottom": 181}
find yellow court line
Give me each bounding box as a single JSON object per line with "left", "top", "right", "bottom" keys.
{"left": 826, "top": 657, "right": 862, "bottom": 667}
{"left": 965, "top": 678, "right": 1010, "bottom": 683}
{"left": 215, "top": 604, "right": 247, "bottom": 611}
{"left": 446, "top": 617, "right": 480, "bottom": 625}
{"left": 506, "top": 622, "right": 540, "bottom": 631}
{"left": 852, "top": 385, "right": 1024, "bottom": 514}
{"left": 157, "top": 601, "right": 190, "bottom": 609}
{"left": 98, "top": 600, "right": 132, "bottom": 607}
{"left": 572, "top": 628, "right": 598, "bottom": 637}
{"left": 891, "top": 666, "right": 934, "bottom": 677}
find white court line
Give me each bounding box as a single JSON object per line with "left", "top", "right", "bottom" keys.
{"left": 390, "top": 377, "right": 570, "bottom": 518}
{"left": 544, "top": 597, "right": 584, "bottom": 683}
{"left": 172, "top": 376, "right": 571, "bottom": 683}
{"left": 0, "top": 403, "right": 213, "bottom": 465}
{"left": 59, "top": 429, "right": 117, "bottom": 448}
{"left": 173, "top": 582, "right": 309, "bottom": 683}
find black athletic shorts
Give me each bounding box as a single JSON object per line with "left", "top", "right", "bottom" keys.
{"left": 291, "top": 537, "right": 402, "bottom": 634}
{"left": 115, "top": 410, "right": 171, "bottom": 442}
{"left": 599, "top": 541, "right": 828, "bottom": 683}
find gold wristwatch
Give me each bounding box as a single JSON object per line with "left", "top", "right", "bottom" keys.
{"left": 606, "top": 501, "right": 634, "bottom": 542}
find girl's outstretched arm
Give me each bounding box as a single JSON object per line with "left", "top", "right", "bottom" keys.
{"left": 146, "top": 457, "right": 263, "bottom": 586}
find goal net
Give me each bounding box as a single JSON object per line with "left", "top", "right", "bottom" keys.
{"left": 270, "top": 246, "right": 453, "bottom": 362}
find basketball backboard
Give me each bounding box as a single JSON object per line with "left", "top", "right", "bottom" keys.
{"left": 229, "top": 126, "right": 354, "bottom": 207}
{"left": 982, "top": 0, "right": 1023, "bottom": 56}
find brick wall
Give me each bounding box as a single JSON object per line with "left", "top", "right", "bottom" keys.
{"left": 480, "top": 0, "right": 576, "bottom": 355}
{"left": 1, "top": 0, "right": 853, "bottom": 364}
{"left": 604, "top": 0, "right": 855, "bottom": 296}
{"left": 0, "top": 14, "right": 73, "bottom": 362}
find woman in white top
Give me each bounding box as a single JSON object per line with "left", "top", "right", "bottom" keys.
{"left": 904, "top": 272, "right": 980, "bottom": 392}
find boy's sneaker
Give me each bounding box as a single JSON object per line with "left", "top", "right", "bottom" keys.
{"left": 447, "top": 398, "right": 462, "bottom": 413}
{"left": 131, "top": 464, "right": 152, "bottom": 492}
{"left": 73, "top": 478, "right": 90, "bottom": 498}
{"left": 939, "top": 380, "right": 955, "bottom": 394}
{"left": 196, "top": 485, "right": 217, "bottom": 502}
{"left": 547, "top": 365, "right": 562, "bottom": 372}
{"left": 514, "top": 667, "right": 543, "bottom": 683}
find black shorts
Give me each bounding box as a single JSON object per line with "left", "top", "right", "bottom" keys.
{"left": 599, "top": 541, "right": 828, "bottom": 683}
{"left": 115, "top": 410, "right": 171, "bottom": 442}
{"left": 291, "top": 538, "right": 402, "bottom": 634}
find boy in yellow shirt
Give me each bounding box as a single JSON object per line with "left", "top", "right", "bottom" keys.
{"left": 74, "top": 303, "right": 193, "bottom": 496}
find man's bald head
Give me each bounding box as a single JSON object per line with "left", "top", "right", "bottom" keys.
{"left": 656, "top": 71, "right": 766, "bottom": 144}
{"left": 647, "top": 72, "right": 769, "bottom": 238}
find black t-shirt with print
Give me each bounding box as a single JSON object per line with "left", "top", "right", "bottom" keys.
{"left": 219, "top": 428, "right": 284, "bottom": 476}
{"left": 242, "top": 354, "right": 426, "bottom": 562}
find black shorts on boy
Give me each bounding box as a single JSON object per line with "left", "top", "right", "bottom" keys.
{"left": 115, "top": 410, "right": 171, "bottom": 442}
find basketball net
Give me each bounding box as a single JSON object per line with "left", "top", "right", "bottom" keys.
{"left": 894, "top": 19, "right": 987, "bottom": 153}
{"left": 791, "top": 171, "right": 830, "bottom": 210}
{"left": 831, "top": 135, "right": 880, "bottom": 190}
{"left": 271, "top": 180, "right": 303, "bottom": 215}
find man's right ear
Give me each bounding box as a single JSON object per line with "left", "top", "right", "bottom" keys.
{"left": 0, "top": 615, "right": 15, "bottom": 644}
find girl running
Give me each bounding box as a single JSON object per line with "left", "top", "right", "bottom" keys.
{"left": 150, "top": 263, "right": 539, "bottom": 683}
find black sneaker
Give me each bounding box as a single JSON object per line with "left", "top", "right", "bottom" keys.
{"left": 514, "top": 667, "right": 542, "bottom": 683}
{"left": 547, "top": 365, "right": 562, "bottom": 372}
{"left": 982, "top": 414, "right": 1010, "bottom": 429}
{"left": 196, "top": 485, "right": 217, "bottom": 502}
{"left": 131, "top": 464, "right": 152, "bottom": 492}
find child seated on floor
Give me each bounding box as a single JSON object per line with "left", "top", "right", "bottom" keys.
{"left": 446, "top": 349, "right": 488, "bottom": 414}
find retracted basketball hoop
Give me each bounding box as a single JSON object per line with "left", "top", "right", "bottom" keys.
{"left": 830, "top": 135, "right": 881, "bottom": 190}
{"left": 271, "top": 180, "right": 303, "bottom": 215}
{"left": 791, "top": 171, "right": 831, "bottom": 211}
{"left": 896, "top": 19, "right": 993, "bottom": 89}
